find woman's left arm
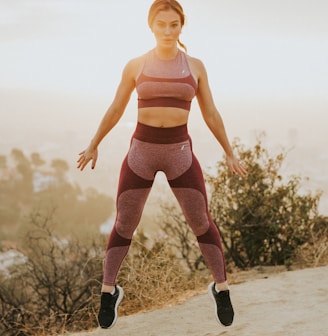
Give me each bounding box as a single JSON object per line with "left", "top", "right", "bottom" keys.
{"left": 192, "top": 57, "right": 247, "bottom": 177}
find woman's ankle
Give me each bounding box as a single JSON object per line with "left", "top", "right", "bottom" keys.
{"left": 102, "top": 284, "right": 115, "bottom": 293}
{"left": 215, "top": 281, "right": 229, "bottom": 292}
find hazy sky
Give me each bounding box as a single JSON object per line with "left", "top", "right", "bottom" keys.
{"left": 1, "top": 0, "right": 328, "bottom": 146}
{"left": 1, "top": 0, "right": 327, "bottom": 98}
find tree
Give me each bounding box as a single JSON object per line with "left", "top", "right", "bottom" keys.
{"left": 30, "top": 152, "right": 45, "bottom": 169}
{"left": 51, "top": 159, "right": 69, "bottom": 180}
{"left": 0, "top": 149, "right": 115, "bottom": 241}
{"left": 0, "top": 155, "right": 7, "bottom": 169}
{"left": 11, "top": 148, "right": 33, "bottom": 200}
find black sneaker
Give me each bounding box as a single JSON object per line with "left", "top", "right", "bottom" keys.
{"left": 208, "top": 282, "right": 234, "bottom": 326}
{"left": 98, "top": 286, "right": 124, "bottom": 329}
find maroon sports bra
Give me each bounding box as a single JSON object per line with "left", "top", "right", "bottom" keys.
{"left": 136, "top": 49, "right": 198, "bottom": 111}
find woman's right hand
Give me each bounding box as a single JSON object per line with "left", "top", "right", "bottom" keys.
{"left": 77, "top": 146, "right": 98, "bottom": 171}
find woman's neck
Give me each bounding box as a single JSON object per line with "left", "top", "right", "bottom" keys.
{"left": 154, "top": 46, "right": 179, "bottom": 60}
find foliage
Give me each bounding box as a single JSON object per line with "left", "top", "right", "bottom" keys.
{"left": 0, "top": 148, "right": 114, "bottom": 241}
{"left": 207, "top": 136, "right": 328, "bottom": 268}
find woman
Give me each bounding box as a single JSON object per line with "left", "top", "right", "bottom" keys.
{"left": 78, "top": 0, "right": 247, "bottom": 330}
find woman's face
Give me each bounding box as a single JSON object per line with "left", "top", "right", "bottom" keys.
{"left": 151, "top": 9, "right": 182, "bottom": 50}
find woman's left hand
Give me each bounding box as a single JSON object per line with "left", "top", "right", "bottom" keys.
{"left": 226, "top": 155, "right": 247, "bottom": 178}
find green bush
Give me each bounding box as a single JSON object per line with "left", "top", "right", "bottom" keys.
{"left": 207, "top": 137, "right": 328, "bottom": 268}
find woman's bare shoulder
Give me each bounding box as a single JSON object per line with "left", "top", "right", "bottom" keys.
{"left": 187, "top": 54, "right": 206, "bottom": 69}
{"left": 123, "top": 52, "right": 148, "bottom": 78}
{"left": 126, "top": 52, "right": 148, "bottom": 69}
{"left": 186, "top": 54, "right": 207, "bottom": 78}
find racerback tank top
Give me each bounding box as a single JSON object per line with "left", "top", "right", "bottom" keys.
{"left": 136, "top": 49, "right": 198, "bottom": 111}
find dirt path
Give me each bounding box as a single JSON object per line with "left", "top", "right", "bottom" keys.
{"left": 64, "top": 266, "right": 328, "bottom": 336}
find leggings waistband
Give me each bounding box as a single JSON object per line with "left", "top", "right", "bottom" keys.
{"left": 133, "top": 122, "right": 189, "bottom": 144}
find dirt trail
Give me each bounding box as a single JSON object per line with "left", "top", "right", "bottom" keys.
{"left": 64, "top": 266, "right": 328, "bottom": 336}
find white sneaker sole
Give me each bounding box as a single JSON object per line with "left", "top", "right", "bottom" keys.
{"left": 207, "top": 282, "right": 221, "bottom": 325}
{"left": 110, "top": 285, "right": 124, "bottom": 329}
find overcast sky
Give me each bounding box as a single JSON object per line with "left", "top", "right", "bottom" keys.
{"left": 0, "top": 0, "right": 328, "bottom": 152}
{"left": 1, "top": 0, "right": 327, "bottom": 99}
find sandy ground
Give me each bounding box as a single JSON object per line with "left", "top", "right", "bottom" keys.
{"left": 65, "top": 266, "right": 328, "bottom": 336}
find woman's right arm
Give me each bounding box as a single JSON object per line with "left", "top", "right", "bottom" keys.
{"left": 77, "top": 59, "right": 138, "bottom": 171}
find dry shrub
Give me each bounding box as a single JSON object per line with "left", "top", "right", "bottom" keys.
{"left": 117, "top": 231, "right": 210, "bottom": 316}
{"left": 0, "top": 215, "right": 210, "bottom": 335}
{"left": 293, "top": 215, "right": 328, "bottom": 267}
{"left": 0, "top": 213, "right": 104, "bottom": 336}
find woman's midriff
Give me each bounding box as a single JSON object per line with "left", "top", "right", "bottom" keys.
{"left": 137, "top": 107, "right": 189, "bottom": 128}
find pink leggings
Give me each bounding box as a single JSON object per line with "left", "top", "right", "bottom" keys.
{"left": 103, "top": 122, "right": 227, "bottom": 285}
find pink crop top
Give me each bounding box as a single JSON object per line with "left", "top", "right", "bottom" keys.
{"left": 136, "top": 49, "right": 198, "bottom": 111}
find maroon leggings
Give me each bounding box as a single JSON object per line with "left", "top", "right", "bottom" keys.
{"left": 103, "top": 122, "right": 227, "bottom": 285}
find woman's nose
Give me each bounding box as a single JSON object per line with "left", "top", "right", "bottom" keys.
{"left": 164, "top": 26, "right": 171, "bottom": 35}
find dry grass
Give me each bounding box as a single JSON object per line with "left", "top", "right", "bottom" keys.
{"left": 293, "top": 230, "right": 328, "bottom": 268}
{"left": 116, "top": 239, "right": 211, "bottom": 316}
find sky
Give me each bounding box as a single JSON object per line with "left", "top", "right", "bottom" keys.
{"left": 0, "top": 1, "right": 328, "bottom": 200}
{"left": 1, "top": 0, "right": 327, "bottom": 99}
{"left": 1, "top": 0, "right": 328, "bottom": 138}
{"left": 1, "top": 0, "right": 328, "bottom": 144}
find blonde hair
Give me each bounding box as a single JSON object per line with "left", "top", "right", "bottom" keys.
{"left": 148, "top": 0, "right": 187, "bottom": 52}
